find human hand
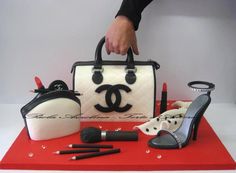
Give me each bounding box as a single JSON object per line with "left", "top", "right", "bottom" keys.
{"left": 105, "top": 16, "right": 139, "bottom": 55}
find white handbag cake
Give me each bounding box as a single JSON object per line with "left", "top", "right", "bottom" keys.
{"left": 71, "top": 37, "right": 160, "bottom": 122}
{"left": 21, "top": 79, "right": 81, "bottom": 141}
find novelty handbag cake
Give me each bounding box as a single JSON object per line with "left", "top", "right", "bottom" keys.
{"left": 21, "top": 78, "right": 81, "bottom": 141}
{"left": 71, "top": 36, "right": 160, "bottom": 122}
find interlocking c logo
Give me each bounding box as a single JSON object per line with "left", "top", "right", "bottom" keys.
{"left": 94, "top": 84, "right": 132, "bottom": 112}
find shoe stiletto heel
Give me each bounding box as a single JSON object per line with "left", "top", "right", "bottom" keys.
{"left": 192, "top": 116, "right": 201, "bottom": 141}
{"left": 148, "top": 81, "right": 215, "bottom": 149}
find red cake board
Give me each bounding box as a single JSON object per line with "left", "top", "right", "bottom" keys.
{"left": 0, "top": 118, "right": 235, "bottom": 170}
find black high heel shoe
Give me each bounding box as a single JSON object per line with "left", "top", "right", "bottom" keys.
{"left": 148, "top": 81, "right": 215, "bottom": 149}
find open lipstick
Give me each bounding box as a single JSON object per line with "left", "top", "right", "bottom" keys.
{"left": 34, "top": 76, "right": 45, "bottom": 89}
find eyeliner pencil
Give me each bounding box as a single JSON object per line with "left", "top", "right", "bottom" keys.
{"left": 68, "top": 144, "right": 113, "bottom": 149}
{"left": 54, "top": 148, "right": 99, "bottom": 155}
{"left": 70, "top": 148, "right": 120, "bottom": 160}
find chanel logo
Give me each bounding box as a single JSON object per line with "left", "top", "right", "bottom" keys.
{"left": 54, "top": 84, "right": 64, "bottom": 90}
{"left": 95, "top": 84, "right": 132, "bottom": 112}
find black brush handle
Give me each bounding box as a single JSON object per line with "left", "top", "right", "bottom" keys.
{"left": 70, "top": 144, "right": 113, "bottom": 148}
{"left": 59, "top": 149, "right": 99, "bottom": 154}
{"left": 72, "top": 148, "right": 120, "bottom": 160}
{"left": 105, "top": 131, "right": 138, "bottom": 141}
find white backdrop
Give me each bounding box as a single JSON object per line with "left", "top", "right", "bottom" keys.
{"left": 0, "top": 0, "right": 236, "bottom": 104}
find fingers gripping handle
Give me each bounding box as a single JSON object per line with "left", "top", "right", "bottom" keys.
{"left": 92, "top": 36, "right": 137, "bottom": 85}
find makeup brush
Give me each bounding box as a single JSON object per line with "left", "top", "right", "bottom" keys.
{"left": 80, "top": 127, "right": 138, "bottom": 143}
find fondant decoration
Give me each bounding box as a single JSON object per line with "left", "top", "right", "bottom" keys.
{"left": 54, "top": 148, "right": 100, "bottom": 155}
{"left": 72, "top": 36, "right": 160, "bottom": 122}
{"left": 148, "top": 94, "right": 212, "bottom": 149}
{"left": 94, "top": 84, "right": 132, "bottom": 113}
{"left": 160, "top": 82, "right": 168, "bottom": 114}
{"left": 68, "top": 144, "right": 113, "bottom": 148}
{"left": 134, "top": 101, "right": 192, "bottom": 135}
{"left": 2, "top": 118, "right": 235, "bottom": 170}
{"left": 80, "top": 127, "right": 138, "bottom": 143}
{"left": 70, "top": 148, "right": 121, "bottom": 160}
{"left": 21, "top": 78, "right": 81, "bottom": 141}
{"left": 172, "top": 101, "right": 192, "bottom": 109}
{"left": 188, "top": 81, "right": 215, "bottom": 93}
{"left": 148, "top": 81, "right": 215, "bottom": 149}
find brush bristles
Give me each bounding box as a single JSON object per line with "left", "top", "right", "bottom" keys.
{"left": 80, "top": 127, "right": 102, "bottom": 143}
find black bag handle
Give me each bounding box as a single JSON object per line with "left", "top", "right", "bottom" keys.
{"left": 94, "top": 37, "right": 135, "bottom": 68}
{"left": 92, "top": 37, "right": 136, "bottom": 85}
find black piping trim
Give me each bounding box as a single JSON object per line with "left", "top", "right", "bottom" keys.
{"left": 152, "top": 65, "right": 157, "bottom": 117}
{"left": 72, "top": 69, "right": 76, "bottom": 91}
{"left": 71, "top": 60, "right": 160, "bottom": 73}
{"left": 23, "top": 117, "right": 31, "bottom": 139}
{"left": 21, "top": 90, "right": 81, "bottom": 118}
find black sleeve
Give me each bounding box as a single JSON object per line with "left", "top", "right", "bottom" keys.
{"left": 115, "top": 0, "right": 153, "bottom": 31}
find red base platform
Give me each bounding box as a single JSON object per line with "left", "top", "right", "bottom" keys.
{"left": 0, "top": 117, "right": 235, "bottom": 170}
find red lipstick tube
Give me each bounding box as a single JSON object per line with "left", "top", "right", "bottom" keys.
{"left": 160, "top": 82, "right": 167, "bottom": 114}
